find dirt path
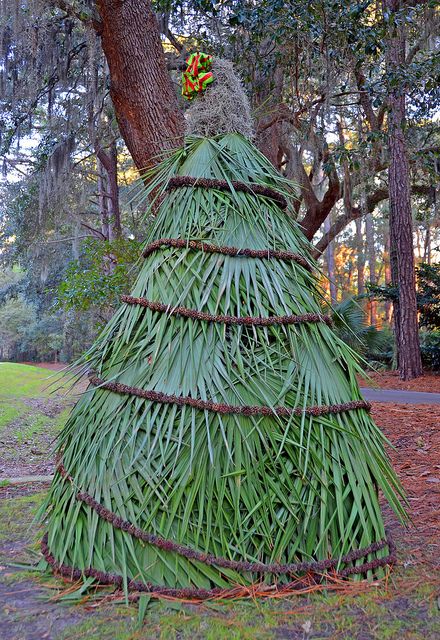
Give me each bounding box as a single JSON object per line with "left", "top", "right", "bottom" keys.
{"left": 0, "top": 570, "right": 85, "bottom": 640}
{"left": 21, "top": 362, "right": 69, "bottom": 372}
{"left": 0, "top": 396, "right": 73, "bottom": 479}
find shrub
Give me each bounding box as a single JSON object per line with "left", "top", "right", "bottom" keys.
{"left": 420, "top": 331, "right": 440, "bottom": 371}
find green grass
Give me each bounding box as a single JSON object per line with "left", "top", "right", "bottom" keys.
{"left": 52, "top": 406, "right": 73, "bottom": 430}
{"left": 0, "top": 363, "right": 65, "bottom": 436}
{"left": 0, "top": 401, "right": 24, "bottom": 429}
{"left": 0, "top": 492, "right": 45, "bottom": 549}
{"left": 0, "top": 362, "right": 62, "bottom": 398}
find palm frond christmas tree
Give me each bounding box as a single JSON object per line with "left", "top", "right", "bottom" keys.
{"left": 41, "top": 55, "right": 405, "bottom": 598}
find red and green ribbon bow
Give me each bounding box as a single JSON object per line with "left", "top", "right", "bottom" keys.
{"left": 182, "top": 52, "right": 214, "bottom": 100}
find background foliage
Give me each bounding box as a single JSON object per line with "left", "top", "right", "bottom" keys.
{"left": 0, "top": 0, "right": 439, "bottom": 365}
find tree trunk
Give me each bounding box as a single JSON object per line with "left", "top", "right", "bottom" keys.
{"left": 424, "top": 219, "right": 431, "bottom": 264}
{"left": 365, "top": 212, "right": 377, "bottom": 325}
{"left": 107, "top": 140, "right": 121, "bottom": 239}
{"left": 355, "top": 218, "right": 365, "bottom": 296}
{"left": 324, "top": 215, "right": 337, "bottom": 305}
{"left": 97, "top": 141, "right": 121, "bottom": 240}
{"left": 96, "top": 0, "right": 184, "bottom": 171}
{"left": 385, "top": 0, "right": 422, "bottom": 380}
{"left": 255, "top": 64, "right": 284, "bottom": 168}
{"left": 96, "top": 155, "right": 118, "bottom": 274}
{"left": 383, "top": 230, "right": 392, "bottom": 324}
{"left": 416, "top": 228, "right": 422, "bottom": 260}
{"left": 97, "top": 160, "right": 109, "bottom": 241}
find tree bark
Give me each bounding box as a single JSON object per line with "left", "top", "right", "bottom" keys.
{"left": 254, "top": 63, "right": 284, "bottom": 167}
{"left": 298, "top": 152, "right": 341, "bottom": 240}
{"left": 365, "top": 212, "right": 377, "bottom": 325}
{"left": 355, "top": 218, "right": 365, "bottom": 296}
{"left": 95, "top": 0, "right": 184, "bottom": 171}
{"left": 324, "top": 215, "right": 337, "bottom": 304}
{"left": 108, "top": 140, "right": 121, "bottom": 239}
{"left": 383, "top": 230, "right": 393, "bottom": 325}
{"left": 423, "top": 218, "right": 431, "bottom": 264}
{"left": 384, "top": 0, "right": 422, "bottom": 379}
{"left": 96, "top": 141, "right": 121, "bottom": 240}
{"left": 97, "top": 158, "right": 109, "bottom": 240}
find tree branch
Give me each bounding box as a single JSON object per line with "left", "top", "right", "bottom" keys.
{"left": 256, "top": 96, "right": 326, "bottom": 134}
{"left": 313, "top": 184, "right": 432, "bottom": 256}
{"left": 165, "top": 28, "right": 184, "bottom": 54}
{"left": 80, "top": 221, "right": 107, "bottom": 240}
{"left": 298, "top": 148, "right": 341, "bottom": 240}
{"left": 49, "top": 0, "right": 103, "bottom": 34}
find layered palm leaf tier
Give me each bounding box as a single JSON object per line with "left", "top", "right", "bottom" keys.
{"left": 43, "top": 133, "right": 405, "bottom": 594}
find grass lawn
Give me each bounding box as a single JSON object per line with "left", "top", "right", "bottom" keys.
{"left": 0, "top": 362, "right": 64, "bottom": 399}
{"left": 0, "top": 364, "right": 439, "bottom": 639}
{"left": 0, "top": 363, "right": 79, "bottom": 480}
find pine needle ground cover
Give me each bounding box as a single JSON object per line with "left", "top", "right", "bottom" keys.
{"left": 41, "top": 133, "right": 406, "bottom": 596}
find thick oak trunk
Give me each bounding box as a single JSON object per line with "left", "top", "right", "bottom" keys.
{"left": 385, "top": 0, "right": 422, "bottom": 380}
{"left": 96, "top": 0, "right": 184, "bottom": 171}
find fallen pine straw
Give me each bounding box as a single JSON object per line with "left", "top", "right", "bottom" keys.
{"left": 44, "top": 570, "right": 391, "bottom": 606}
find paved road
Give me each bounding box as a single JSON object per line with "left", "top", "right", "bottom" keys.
{"left": 360, "top": 387, "right": 440, "bottom": 405}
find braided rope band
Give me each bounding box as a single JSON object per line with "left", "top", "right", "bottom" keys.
{"left": 41, "top": 532, "right": 396, "bottom": 600}
{"left": 142, "top": 238, "right": 313, "bottom": 272}
{"left": 88, "top": 375, "right": 371, "bottom": 418}
{"left": 41, "top": 533, "right": 223, "bottom": 600}
{"left": 167, "top": 176, "right": 288, "bottom": 210}
{"left": 47, "top": 462, "right": 395, "bottom": 592}
{"left": 121, "top": 295, "right": 332, "bottom": 328}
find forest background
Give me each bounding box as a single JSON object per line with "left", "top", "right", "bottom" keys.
{"left": 0, "top": 0, "right": 439, "bottom": 380}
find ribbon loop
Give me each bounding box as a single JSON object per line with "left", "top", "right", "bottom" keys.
{"left": 182, "top": 52, "right": 214, "bottom": 100}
